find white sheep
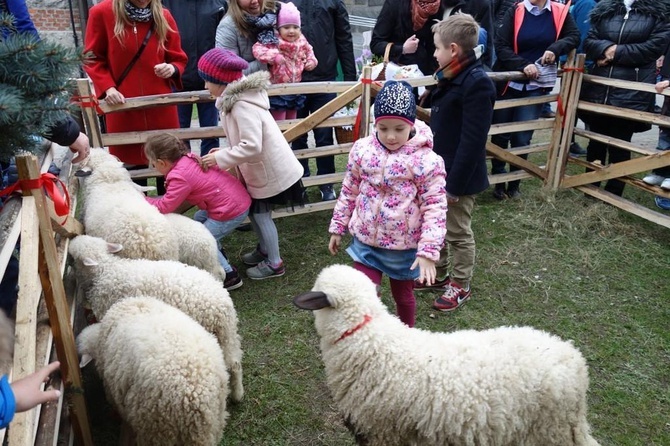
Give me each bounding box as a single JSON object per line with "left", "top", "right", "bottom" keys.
{"left": 293, "top": 264, "right": 600, "bottom": 446}
{"left": 69, "top": 234, "right": 244, "bottom": 402}
{"left": 77, "top": 296, "right": 229, "bottom": 446}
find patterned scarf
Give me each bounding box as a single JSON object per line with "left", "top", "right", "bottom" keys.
{"left": 411, "top": 0, "right": 440, "bottom": 31}
{"left": 433, "top": 45, "right": 483, "bottom": 82}
{"left": 125, "top": 2, "right": 152, "bottom": 23}
{"left": 245, "top": 11, "right": 278, "bottom": 45}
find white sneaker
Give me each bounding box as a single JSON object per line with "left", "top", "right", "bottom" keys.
{"left": 661, "top": 178, "right": 670, "bottom": 190}
{"left": 642, "top": 174, "right": 665, "bottom": 186}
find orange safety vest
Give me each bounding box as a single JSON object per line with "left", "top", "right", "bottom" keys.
{"left": 513, "top": 1, "right": 572, "bottom": 54}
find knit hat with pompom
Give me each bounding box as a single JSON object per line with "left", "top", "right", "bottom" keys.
{"left": 278, "top": 2, "right": 301, "bottom": 28}
{"left": 198, "top": 48, "right": 249, "bottom": 85}
{"left": 374, "top": 80, "right": 416, "bottom": 125}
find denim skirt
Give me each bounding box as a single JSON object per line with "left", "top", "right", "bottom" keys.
{"left": 346, "top": 237, "right": 419, "bottom": 281}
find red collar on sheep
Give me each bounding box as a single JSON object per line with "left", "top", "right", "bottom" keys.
{"left": 334, "top": 315, "right": 372, "bottom": 344}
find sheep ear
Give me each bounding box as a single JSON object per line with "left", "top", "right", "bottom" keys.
{"left": 82, "top": 257, "right": 98, "bottom": 267}
{"left": 106, "top": 243, "right": 123, "bottom": 253}
{"left": 80, "top": 354, "right": 93, "bottom": 368}
{"left": 293, "top": 291, "right": 331, "bottom": 310}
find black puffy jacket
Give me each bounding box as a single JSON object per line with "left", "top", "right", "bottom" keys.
{"left": 580, "top": 0, "right": 670, "bottom": 112}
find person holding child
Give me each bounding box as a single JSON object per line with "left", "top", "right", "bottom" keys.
{"left": 415, "top": 14, "right": 497, "bottom": 313}
{"left": 199, "top": 48, "right": 305, "bottom": 280}
{"left": 252, "top": 1, "right": 318, "bottom": 121}
{"left": 328, "top": 81, "right": 447, "bottom": 327}
{"left": 143, "top": 133, "right": 251, "bottom": 290}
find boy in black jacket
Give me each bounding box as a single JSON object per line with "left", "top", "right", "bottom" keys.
{"left": 416, "top": 14, "right": 496, "bottom": 312}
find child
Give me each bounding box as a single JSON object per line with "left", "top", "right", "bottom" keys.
{"left": 198, "top": 48, "right": 305, "bottom": 280}
{"left": 144, "top": 133, "right": 251, "bottom": 290}
{"left": 416, "top": 14, "right": 496, "bottom": 312}
{"left": 328, "top": 80, "right": 447, "bottom": 327}
{"left": 252, "top": 1, "right": 317, "bottom": 121}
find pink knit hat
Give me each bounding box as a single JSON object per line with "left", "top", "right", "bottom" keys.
{"left": 278, "top": 2, "right": 301, "bottom": 28}
{"left": 198, "top": 48, "right": 249, "bottom": 85}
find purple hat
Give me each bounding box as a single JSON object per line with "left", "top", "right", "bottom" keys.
{"left": 278, "top": 2, "right": 301, "bottom": 28}
{"left": 198, "top": 48, "right": 249, "bottom": 85}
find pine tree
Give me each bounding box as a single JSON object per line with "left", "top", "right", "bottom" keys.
{"left": 0, "top": 12, "right": 82, "bottom": 162}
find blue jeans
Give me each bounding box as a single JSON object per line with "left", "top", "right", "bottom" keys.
{"left": 194, "top": 209, "right": 249, "bottom": 272}
{"left": 292, "top": 92, "right": 337, "bottom": 176}
{"left": 178, "top": 102, "right": 219, "bottom": 157}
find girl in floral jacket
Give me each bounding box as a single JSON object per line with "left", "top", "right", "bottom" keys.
{"left": 252, "top": 2, "right": 317, "bottom": 121}
{"left": 328, "top": 81, "right": 447, "bottom": 327}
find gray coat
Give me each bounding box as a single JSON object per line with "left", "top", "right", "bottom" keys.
{"left": 215, "top": 14, "right": 267, "bottom": 75}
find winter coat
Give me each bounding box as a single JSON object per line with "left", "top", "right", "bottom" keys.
{"left": 83, "top": 0, "right": 187, "bottom": 166}
{"left": 1, "top": 0, "right": 38, "bottom": 39}
{"left": 162, "top": 0, "right": 227, "bottom": 91}
{"left": 145, "top": 153, "right": 251, "bottom": 221}
{"left": 430, "top": 60, "right": 496, "bottom": 197}
{"left": 329, "top": 120, "right": 447, "bottom": 262}
{"left": 570, "top": 0, "right": 597, "bottom": 54}
{"left": 252, "top": 35, "right": 318, "bottom": 84}
{"left": 493, "top": 0, "right": 520, "bottom": 28}
{"left": 580, "top": 0, "right": 670, "bottom": 117}
{"left": 0, "top": 375, "right": 15, "bottom": 429}
{"left": 291, "top": 0, "right": 357, "bottom": 82}
{"left": 213, "top": 72, "right": 304, "bottom": 199}
{"left": 216, "top": 14, "right": 266, "bottom": 75}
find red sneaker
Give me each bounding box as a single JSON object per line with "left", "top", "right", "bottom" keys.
{"left": 433, "top": 283, "right": 471, "bottom": 312}
{"left": 414, "top": 275, "right": 451, "bottom": 291}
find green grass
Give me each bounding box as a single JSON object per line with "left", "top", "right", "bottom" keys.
{"left": 84, "top": 147, "right": 670, "bottom": 446}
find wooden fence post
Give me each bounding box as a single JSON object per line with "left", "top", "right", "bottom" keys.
{"left": 75, "top": 78, "right": 104, "bottom": 149}
{"left": 15, "top": 155, "right": 93, "bottom": 446}
{"left": 359, "top": 66, "right": 372, "bottom": 138}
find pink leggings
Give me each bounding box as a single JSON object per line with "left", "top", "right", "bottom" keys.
{"left": 353, "top": 262, "right": 416, "bottom": 327}
{"left": 270, "top": 109, "right": 298, "bottom": 121}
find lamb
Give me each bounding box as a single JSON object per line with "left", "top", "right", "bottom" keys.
{"left": 77, "top": 296, "right": 229, "bottom": 446}
{"left": 293, "top": 264, "right": 600, "bottom": 446}
{"left": 69, "top": 234, "right": 244, "bottom": 402}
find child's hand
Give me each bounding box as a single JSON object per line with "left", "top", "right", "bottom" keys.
{"left": 305, "top": 60, "right": 316, "bottom": 71}
{"left": 328, "top": 235, "right": 342, "bottom": 255}
{"left": 11, "top": 361, "right": 61, "bottom": 413}
{"left": 655, "top": 80, "right": 670, "bottom": 93}
{"left": 411, "top": 257, "right": 436, "bottom": 286}
{"left": 274, "top": 54, "right": 285, "bottom": 65}
{"left": 199, "top": 151, "right": 219, "bottom": 171}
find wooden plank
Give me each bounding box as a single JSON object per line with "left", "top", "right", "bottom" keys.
{"left": 8, "top": 197, "right": 42, "bottom": 446}
{"left": 272, "top": 198, "right": 337, "bottom": 219}
{"left": 301, "top": 172, "right": 346, "bottom": 188}
{"left": 75, "top": 79, "right": 103, "bottom": 149}
{"left": 0, "top": 199, "right": 21, "bottom": 279}
{"left": 494, "top": 94, "right": 558, "bottom": 110}
{"left": 488, "top": 119, "right": 554, "bottom": 136}
{"left": 577, "top": 102, "right": 670, "bottom": 127}
{"left": 583, "top": 74, "right": 670, "bottom": 97}
{"left": 15, "top": 155, "right": 93, "bottom": 446}
{"left": 486, "top": 141, "right": 547, "bottom": 180}
{"left": 572, "top": 128, "right": 658, "bottom": 156}
{"left": 488, "top": 169, "right": 537, "bottom": 185}
{"left": 579, "top": 185, "right": 670, "bottom": 229}
{"left": 561, "top": 151, "right": 670, "bottom": 188}
{"left": 48, "top": 147, "right": 84, "bottom": 238}
{"left": 360, "top": 66, "right": 372, "bottom": 139}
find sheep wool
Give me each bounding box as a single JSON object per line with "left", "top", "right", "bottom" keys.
{"left": 77, "top": 297, "right": 229, "bottom": 446}
{"left": 69, "top": 235, "right": 244, "bottom": 402}
{"left": 294, "top": 265, "right": 600, "bottom": 446}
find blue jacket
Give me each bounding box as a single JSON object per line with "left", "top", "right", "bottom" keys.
{"left": 0, "top": 0, "right": 39, "bottom": 39}
{"left": 0, "top": 375, "right": 16, "bottom": 429}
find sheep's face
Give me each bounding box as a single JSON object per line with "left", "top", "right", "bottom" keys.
{"left": 78, "top": 149, "right": 131, "bottom": 185}
{"left": 77, "top": 324, "right": 101, "bottom": 368}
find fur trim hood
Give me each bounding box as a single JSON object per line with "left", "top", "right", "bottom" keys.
{"left": 216, "top": 71, "right": 271, "bottom": 113}
{"left": 589, "top": 0, "right": 670, "bottom": 24}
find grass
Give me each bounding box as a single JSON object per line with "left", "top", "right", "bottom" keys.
{"left": 83, "top": 146, "right": 670, "bottom": 446}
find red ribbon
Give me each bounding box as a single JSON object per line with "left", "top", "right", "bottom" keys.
{"left": 71, "top": 94, "right": 104, "bottom": 115}
{"left": 561, "top": 67, "right": 584, "bottom": 73}
{"left": 334, "top": 314, "right": 372, "bottom": 344}
{"left": 352, "top": 101, "right": 364, "bottom": 142}
{"left": 0, "top": 173, "right": 70, "bottom": 223}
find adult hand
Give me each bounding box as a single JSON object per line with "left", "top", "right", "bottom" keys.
{"left": 199, "top": 151, "right": 219, "bottom": 171}
{"left": 656, "top": 80, "right": 670, "bottom": 94}
{"left": 523, "top": 63, "right": 538, "bottom": 80}
{"left": 402, "top": 35, "right": 419, "bottom": 55}
{"left": 69, "top": 132, "right": 90, "bottom": 164}
{"left": 411, "top": 257, "right": 436, "bottom": 287}
{"left": 328, "top": 234, "right": 341, "bottom": 255}
{"left": 541, "top": 50, "right": 556, "bottom": 65}
{"left": 603, "top": 45, "right": 617, "bottom": 63}
{"left": 104, "top": 87, "right": 125, "bottom": 105}
{"left": 154, "top": 63, "right": 175, "bottom": 79}
{"left": 11, "top": 362, "right": 61, "bottom": 413}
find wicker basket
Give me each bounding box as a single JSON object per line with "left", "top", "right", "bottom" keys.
{"left": 335, "top": 126, "right": 355, "bottom": 144}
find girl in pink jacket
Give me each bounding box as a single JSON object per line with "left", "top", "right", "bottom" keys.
{"left": 144, "top": 133, "right": 251, "bottom": 290}
{"left": 252, "top": 1, "right": 317, "bottom": 121}
{"left": 328, "top": 81, "right": 447, "bottom": 327}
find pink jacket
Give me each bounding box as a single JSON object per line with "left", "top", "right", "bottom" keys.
{"left": 329, "top": 120, "right": 448, "bottom": 262}
{"left": 252, "top": 35, "right": 317, "bottom": 84}
{"left": 145, "top": 153, "right": 251, "bottom": 221}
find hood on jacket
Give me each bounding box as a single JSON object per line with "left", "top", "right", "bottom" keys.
{"left": 589, "top": 0, "right": 670, "bottom": 23}
{"left": 375, "top": 119, "right": 434, "bottom": 153}
{"left": 217, "top": 71, "right": 271, "bottom": 113}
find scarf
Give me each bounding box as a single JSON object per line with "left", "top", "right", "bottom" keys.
{"left": 125, "top": 2, "right": 152, "bottom": 22}
{"left": 433, "top": 44, "right": 483, "bottom": 82}
{"left": 411, "top": 0, "right": 441, "bottom": 31}
{"left": 245, "top": 12, "right": 278, "bottom": 45}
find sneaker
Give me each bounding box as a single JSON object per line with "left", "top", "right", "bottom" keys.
{"left": 492, "top": 186, "right": 507, "bottom": 201}
{"left": 433, "top": 283, "right": 471, "bottom": 312}
{"left": 569, "top": 142, "right": 587, "bottom": 156}
{"left": 661, "top": 178, "right": 670, "bottom": 190}
{"left": 223, "top": 267, "right": 243, "bottom": 290}
{"left": 642, "top": 174, "right": 665, "bottom": 186}
{"left": 414, "top": 275, "right": 451, "bottom": 291}
{"left": 320, "top": 184, "right": 337, "bottom": 201}
{"left": 246, "top": 260, "right": 285, "bottom": 280}
{"left": 507, "top": 189, "right": 521, "bottom": 199}
{"left": 655, "top": 196, "right": 670, "bottom": 210}
{"left": 241, "top": 244, "right": 267, "bottom": 266}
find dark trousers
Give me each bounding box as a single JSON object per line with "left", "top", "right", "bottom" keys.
{"left": 586, "top": 117, "right": 635, "bottom": 196}
{"left": 177, "top": 102, "right": 219, "bottom": 157}
{"left": 292, "top": 93, "right": 337, "bottom": 177}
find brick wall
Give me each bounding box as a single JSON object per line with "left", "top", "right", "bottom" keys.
{"left": 29, "top": 7, "right": 81, "bottom": 32}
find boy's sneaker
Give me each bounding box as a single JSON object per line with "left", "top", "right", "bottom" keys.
{"left": 246, "top": 260, "right": 285, "bottom": 280}
{"left": 661, "top": 178, "right": 670, "bottom": 190}
{"left": 241, "top": 244, "right": 267, "bottom": 266}
{"left": 433, "top": 283, "right": 471, "bottom": 312}
{"left": 414, "top": 275, "right": 451, "bottom": 291}
{"left": 224, "top": 267, "right": 243, "bottom": 291}
{"left": 642, "top": 174, "right": 665, "bottom": 186}
{"left": 655, "top": 196, "right": 670, "bottom": 210}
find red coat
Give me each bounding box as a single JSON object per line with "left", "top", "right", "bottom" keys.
{"left": 83, "top": 0, "right": 187, "bottom": 165}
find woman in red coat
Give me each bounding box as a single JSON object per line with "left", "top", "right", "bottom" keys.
{"left": 83, "top": 0, "right": 187, "bottom": 166}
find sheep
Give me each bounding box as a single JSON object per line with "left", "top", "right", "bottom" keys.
{"left": 77, "top": 296, "right": 229, "bottom": 446}
{"left": 293, "top": 264, "right": 600, "bottom": 446}
{"left": 69, "top": 234, "right": 244, "bottom": 402}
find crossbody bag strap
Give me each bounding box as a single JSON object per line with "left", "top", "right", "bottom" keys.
{"left": 115, "top": 24, "right": 153, "bottom": 88}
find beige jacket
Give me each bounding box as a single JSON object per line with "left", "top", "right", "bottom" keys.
{"left": 213, "top": 72, "right": 304, "bottom": 199}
